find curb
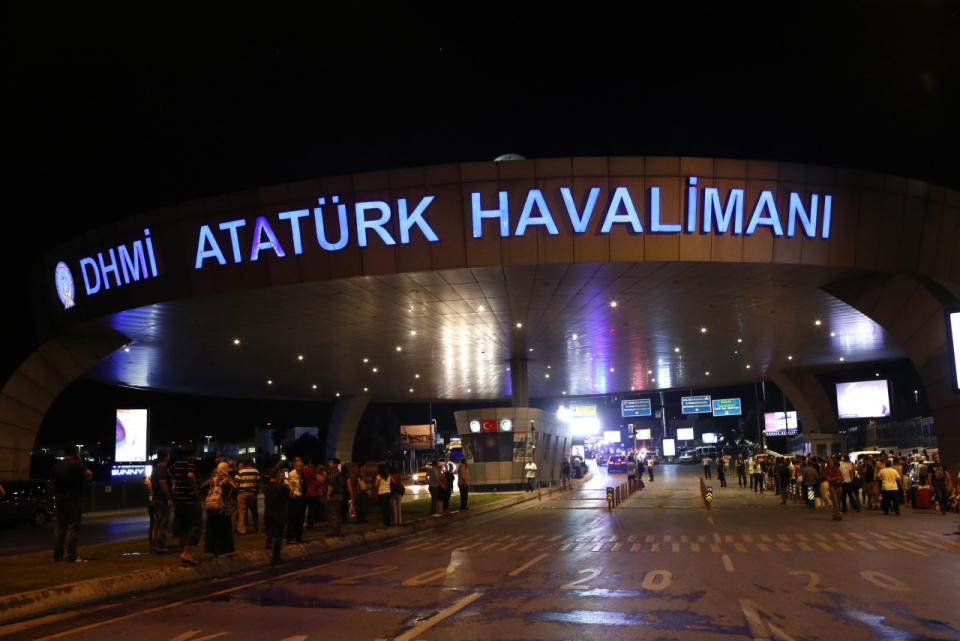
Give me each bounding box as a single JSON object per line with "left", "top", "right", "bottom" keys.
{"left": 0, "top": 485, "right": 584, "bottom": 625}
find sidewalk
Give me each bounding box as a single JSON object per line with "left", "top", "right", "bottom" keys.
{"left": 0, "top": 481, "right": 588, "bottom": 625}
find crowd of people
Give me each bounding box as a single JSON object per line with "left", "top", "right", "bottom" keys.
{"left": 145, "top": 448, "right": 410, "bottom": 565}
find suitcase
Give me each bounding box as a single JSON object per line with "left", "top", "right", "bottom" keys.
{"left": 913, "top": 486, "right": 931, "bottom": 509}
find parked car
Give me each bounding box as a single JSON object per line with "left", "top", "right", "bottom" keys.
{"left": 607, "top": 456, "right": 628, "bottom": 473}
{"left": 596, "top": 454, "right": 609, "bottom": 466}
{"left": 678, "top": 450, "right": 698, "bottom": 464}
{"left": 0, "top": 480, "right": 55, "bottom": 527}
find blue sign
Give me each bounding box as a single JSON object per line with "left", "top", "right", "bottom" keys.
{"left": 681, "top": 395, "right": 713, "bottom": 414}
{"left": 712, "top": 398, "right": 742, "bottom": 416}
{"left": 621, "top": 398, "right": 652, "bottom": 417}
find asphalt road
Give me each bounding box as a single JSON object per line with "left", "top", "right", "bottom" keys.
{"left": 3, "top": 462, "right": 959, "bottom": 641}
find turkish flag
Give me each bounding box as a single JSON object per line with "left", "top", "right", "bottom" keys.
{"left": 481, "top": 419, "right": 497, "bottom": 432}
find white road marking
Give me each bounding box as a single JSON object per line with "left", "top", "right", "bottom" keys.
{"left": 508, "top": 553, "right": 548, "bottom": 576}
{"left": 859, "top": 571, "right": 910, "bottom": 592}
{"left": 721, "top": 554, "right": 735, "bottom": 572}
{"left": 392, "top": 592, "right": 483, "bottom": 641}
{"left": 739, "top": 598, "right": 799, "bottom": 641}
{"left": 630, "top": 543, "right": 642, "bottom": 552}
{"left": 402, "top": 567, "right": 453, "bottom": 586}
{"left": 707, "top": 517, "right": 715, "bottom": 525}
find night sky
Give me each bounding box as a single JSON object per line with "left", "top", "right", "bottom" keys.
{"left": 5, "top": 4, "right": 959, "bottom": 444}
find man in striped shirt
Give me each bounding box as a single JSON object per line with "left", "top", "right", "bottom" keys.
{"left": 235, "top": 459, "right": 260, "bottom": 534}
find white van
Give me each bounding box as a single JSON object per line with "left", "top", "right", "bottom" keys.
{"left": 847, "top": 450, "right": 883, "bottom": 464}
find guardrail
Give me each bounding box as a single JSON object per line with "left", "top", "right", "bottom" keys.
{"left": 606, "top": 477, "right": 642, "bottom": 510}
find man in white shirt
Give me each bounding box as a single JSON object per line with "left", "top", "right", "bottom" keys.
{"left": 839, "top": 457, "right": 861, "bottom": 513}
{"left": 524, "top": 460, "right": 538, "bottom": 492}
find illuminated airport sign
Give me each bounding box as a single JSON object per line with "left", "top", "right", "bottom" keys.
{"left": 621, "top": 398, "right": 652, "bottom": 417}
{"left": 712, "top": 398, "right": 742, "bottom": 416}
{"left": 681, "top": 395, "right": 712, "bottom": 414}
{"left": 54, "top": 180, "right": 834, "bottom": 309}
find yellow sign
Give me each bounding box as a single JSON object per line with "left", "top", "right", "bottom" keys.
{"left": 571, "top": 404, "right": 596, "bottom": 417}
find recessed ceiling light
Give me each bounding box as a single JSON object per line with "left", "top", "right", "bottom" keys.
{"left": 372, "top": 367, "right": 378, "bottom": 373}
{"left": 233, "top": 338, "right": 241, "bottom": 345}
{"left": 737, "top": 338, "right": 743, "bottom": 344}
{"left": 363, "top": 387, "right": 369, "bottom": 392}
{"left": 529, "top": 347, "right": 534, "bottom": 352}
{"left": 545, "top": 373, "right": 551, "bottom": 378}
{"left": 787, "top": 355, "right": 793, "bottom": 360}
{"left": 478, "top": 305, "right": 485, "bottom": 311}
{"left": 875, "top": 372, "right": 879, "bottom": 377}
{"left": 700, "top": 327, "right": 707, "bottom": 334}
{"left": 830, "top": 332, "right": 836, "bottom": 337}
{"left": 266, "top": 379, "right": 273, "bottom": 385}
{"left": 363, "top": 357, "right": 369, "bottom": 363}
{"left": 705, "top": 371, "right": 710, "bottom": 376}
{"left": 415, "top": 373, "right": 420, "bottom": 379}
{"left": 547, "top": 365, "right": 551, "bottom": 369}
{"left": 467, "top": 388, "right": 472, "bottom": 393}
{"left": 516, "top": 322, "right": 523, "bottom": 328}
{"left": 572, "top": 333, "right": 578, "bottom": 340}
{"left": 506, "top": 367, "right": 511, "bottom": 371}
{"left": 839, "top": 357, "right": 845, "bottom": 362}
{"left": 674, "top": 347, "right": 680, "bottom": 353}
{"left": 814, "top": 319, "right": 822, "bottom": 326}
{"left": 124, "top": 347, "right": 130, "bottom": 353}
{"left": 746, "top": 364, "right": 752, "bottom": 369}
{"left": 410, "top": 330, "right": 417, "bottom": 336}
{"left": 648, "top": 370, "right": 652, "bottom": 374}
{"left": 297, "top": 354, "right": 304, "bottom": 361}
{"left": 651, "top": 378, "right": 656, "bottom": 382}
{"left": 312, "top": 384, "right": 317, "bottom": 389}
{"left": 658, "top": 358, "right": 663, "bottom": 364}
{"left": 609, "top": 301, "right": 618, "bottom": 308}
{"left": 562, "top": 391, "right": 567, "bottom": 395}
{"left": 409, "top": 387, "right": 414, "bottom": 392}
{"left": 335, "top": 392, "right": 340, "bottom": 397}
{"left": 609, "top": 368, "right": 615, "bottom": 372}
{"left": 395, "top": 345, "right": 402, "bottom": 352}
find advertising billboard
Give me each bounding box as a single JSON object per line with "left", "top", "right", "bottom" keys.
{"left": 662, "top": 438, "right": 676, "bottom": 456}
{"left": 636, "top": 428, "right": 652, "bottom": 440}
{"left": 763, "top": 411, "right": 798, "bottom": 436}
{"left": 676, "top": 427, "right": 695, "bottom": 440}
{"left": 702, "top": 432, "right": 718, "bottom": 444}
{"left": 948, "top": 311, "right": 960, "bottom": 391}
{"left": 571, "top": 404, "right": 597, "bottom": 417}
{"left": 836, "top": 380, "right": 891, "bottom": 419}
{"left": 115, "top": 409, "right": 148, "bottom": 463}
{"left": 400, "top": 424, "right": 435, "bottom": 450}
{"left": 603, "top": 430, "right": 622, "bottom": 443}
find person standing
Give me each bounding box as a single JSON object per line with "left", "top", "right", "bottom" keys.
{"left": 427, "top": 459, "right": 441, "bottom": 516}
{"left": 736, "top": 454, "right": 747, "bottom": 488}
{"left": 524, "top": 459, "right": 538, "bottom": 491}
{"left": 263, "top": 464, "right": 289, "bottom": 564}
{"left": 202, "top": 462, "right": 237, "bottom": 556}
{"left": 286, "top": 456, "right": 304, "bottom": 543}
{"left": 626, "top": 456, "right": 638, "bottom": 485}
{"left": 376, "top": 463, "right": 392, "bottom": 527}
{"left": 702, "top": 454, "right": 712, "bottom": 480}
{"left": 235, "top": 459, "right": 260, "bottom": 534}
{"left": 801, "top": 458, "right": 818, "bottom": 509}
{"left": 150, "top": 449, "right": 174, "bottom": 553}
{"left": 457, "top": 459, "right": 470, "bottom": 510}
{"left": 928, "top": 454, "right": 952, "bottom": 515}
{"left": 777, "top": 459, "right": 792, "bottom": 505}
{"left": 389, "top": 465, "right": 404, "bottom": 525}
{"left": 716, "top": 456, "right": 727, "bottom": 488}
{"left": 314, "top": 463, "right": 328, "bottom": 526}
{"left": 171, "top": 444, "right": 201, "bottom": 565}
{"left": 825, "top": 459, "right": 844, "bottom": 521}
{"left": 441, "top": 462, "right": 455, "bottom": 514}
{"left": 325, "top": 458, "right": 344, "bottom": 536}
{"left": 877, "top": 459, "right": 902, "bottom": 516}
{"left": 301, "top": 457, "right": 318, "bottom": 529}
{"left": 839, "top": 456, "right": 861, "bottom": 513}
{"left": 561, "top": 458, "right": 571, "bottom": 490}
{"left": 647, "top": 455, "right": 655, "bottom": 482}
{"left": 50, "top": 443, "right": 93, "bottom": 563}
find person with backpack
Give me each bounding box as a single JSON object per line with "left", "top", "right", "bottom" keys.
{"left": 201, "top": 461, "right": 237, "bottom": 556}
{"left": 389, "top": 464, "right": 405, "bottom": 525}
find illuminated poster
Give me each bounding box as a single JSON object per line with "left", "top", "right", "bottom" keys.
{"left": 603, "top": 430, "right": 622, "bottom": 443}
{"left": 400, "top": 424, "right": 434, "bottom": 450}
{"left": 676, "top": 427, "right": 695, "bottom": 440}
{"left": 662, "top": 439, "right": 676, "bottom": 456}
{"left": 115, "top": 409, "right": 148, "bottom": 463}
{"left": 636, "top": 428, "right": 652, "bottom": 440}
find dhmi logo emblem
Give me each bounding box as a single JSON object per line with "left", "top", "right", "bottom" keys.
{"left": 54, "top": 261, "right": 76, "bottom": 309}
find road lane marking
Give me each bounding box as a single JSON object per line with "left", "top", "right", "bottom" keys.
{"left": 776, "top": 543, "right": 791, "bottom": 552}
{"left": 548, "top": 535, "right": 562, "bottom": 541}
{"left": 645, "top": 535, "right": 655, "bottom": 543}
{"left": 455, "top": 541, "right": 485, "bottom": 551}
{"left": 817, "top": 542, "right": 834, "bottom": 551}
{"left": 591, "top": 542, "right": 604, "bottom": 552}
{"left": 757, "top": 543, "right": 770, "bottom": 552}
{"left": 611, "top": 543, "right": 623, "bottom": 552}
{"left": 527, "top": 535, "right": 543, "bottom": 542}
{"left": 691, "top": 543, "right": 700, "bottom": 552}
{"left": 170, "top": 632, "right": 228, "bottom": 641}
{"left": 713, "top": 533, "right": 722, "bottom": 543}
{"left": 887, "top": 531, "right": 909, "bottom": 540}
{"left": 831, "top": 533, "right": 846, "bottom": 540}
{"left": 796, "top": 542, "right": 813, "bottom": 551}
{"left": 835, "top": 541, "right": 854, "bottom": 551}
{"left": 393, "top": 591, "right": 484, "bottom": 641}
{"left": 777, "top": 534, "right": 790, "bottom": 541}
{"left": 871, "top": 531, "right": 890, "bottom": 540}
{"left": 742, "top": 534, "right": 753, "bottom": 542}
{"left": 848, "top": 533, "right": 866, "bottom": 540}
{"left": 710, "top": 543, "right": 721, "bottom": 552}
{"left": 507, "top": 553, "right": 548, "bottom": 576}
{"left": 479, "top": 542, "right": 502, "bottom": 551}
{"left": 721, "top": 554, "right": 735, "bottom": 572}
{"left": 760, "top": 534, "right": 772, "bottom": 542}
{"left": 558, "top": 541, "right": 575, "bottom": 551}
{"left": 740, "top": 599, "right": 799, "bottom": 641}
{"left": 650, "top": 543, "right": 661, "bottom": 552}
{"left": 671, "top": 543, "right": 680, "bottom": 552}
{"left": 641, "top": 570, "right": 672, "bottom": 591}
{"left": 331, "top": 565, "right": 398, "bottom": 585}
{"left": 499, "top": 542, "right": 518, "bottom": 551}
{"left": 663, "top": 535, "right": 672, "bottom": 542}
{"left": 402, "top": 567, "right": 454, "bottom": 586}
{"left": 609, "top": 535, "right": 618, "bottom": 542}
{"left": 630, "top": 543, "right": 642, "bottom": 552}
{"left": 734, "top": 543, "right": 747, "bottom": 552}
{"left": 724, "top": 534, "right": 734, "bottom": 543}
{"left": 892, "top": 541, "right": 930, "bottom": 557}
{"left": 813, "top": 533, "right": 826, "bottom": 541}
{"left": 856, "top": 540, "right": 877, "bottom": 550}
{"left": 795, "top": 534, "right": 808, "bottom": 541}
{"left": 627, "top": 535, "right": 637, "bottom": 543}
{"left": 859, "top": 570, "right": 911, "bottom": 592}
{"left": 516, "top": 542, "right": 538, "bottom": 552}
{"left": 877, "top": 540, "right": 900, "bottom": 551}
{"left": 404, "top": 540, "right": 437, "bottom": 551}
{"left": 31, "top": 545, "right": 389, "bottom": 641}
{"left": 707, "top": 517, "right": 715, "bottom": 525}
{"left": 698, "top": 535, "right": 708, "bottom": 543}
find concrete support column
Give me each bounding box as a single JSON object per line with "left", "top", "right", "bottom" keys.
{"left": 825, "top": 273, "right": 960, "bottom": 476}
{"left": 766, "top": 368, "right": 837, "bottom": 434}
{"left": 510, "top": 357, "right": 528, "bottom": 408}
{"left": 324, "top": 393, "right": 371, "bottom": 463}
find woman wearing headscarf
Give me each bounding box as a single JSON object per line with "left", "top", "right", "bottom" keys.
{"left": 202, "top": 461, "right": 238, "bottom": 556}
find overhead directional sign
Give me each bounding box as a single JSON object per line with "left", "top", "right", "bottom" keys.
{"left": 681, "top": 395, "right": 712, "bottom": 414}
{"left": 621, "top": 398, "right": 652, "bottom": 417}
{"left": 712, "top": 398, "right": 742, "bottom": 416}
